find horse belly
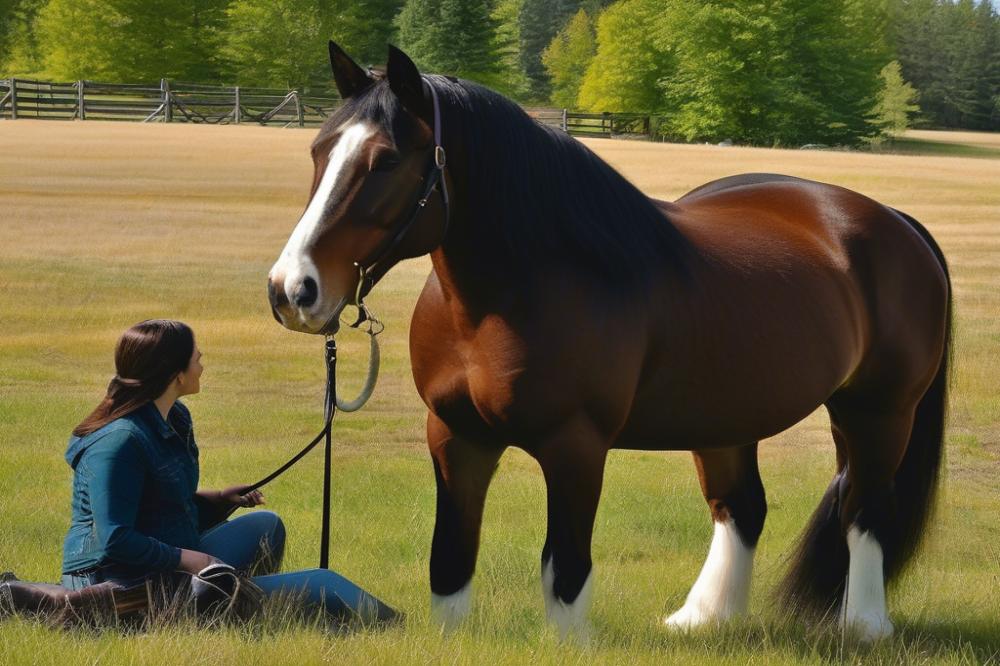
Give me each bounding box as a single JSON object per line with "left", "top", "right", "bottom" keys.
{"left": 617, "top": 367, "right": 839, "bottom": 450}
{"left": 616, "top": 273, "right": 865, "bottom": 450}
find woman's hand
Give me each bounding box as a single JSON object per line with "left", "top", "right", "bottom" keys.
{"left": 217, "top": 485, "right": 265, "bottom": 509}
{"left": 178, "top": 549, "right": 223, "bottom": 575}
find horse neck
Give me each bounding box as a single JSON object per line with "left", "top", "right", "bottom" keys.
{"left": 426, "top": 140, "right": 523, "bottom": 307}
{"left": 427, "top": 213, "right": 509, "bottom": 314}
{"left": 423, "top": 106, "right": 687, "bottom": 312}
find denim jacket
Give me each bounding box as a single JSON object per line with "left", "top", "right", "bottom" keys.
{"left": 61, "top": 400, "right": 201, "bottom": 576}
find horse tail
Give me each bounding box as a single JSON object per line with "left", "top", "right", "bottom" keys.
{"left": 779, "top": 208, "right": 951, "bottom": 616}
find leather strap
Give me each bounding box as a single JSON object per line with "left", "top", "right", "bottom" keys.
{"left": 353, "top": 75, "right": 450, "bottom": 312}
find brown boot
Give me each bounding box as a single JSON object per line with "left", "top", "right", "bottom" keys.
{"left": 1, "top": 579, "right": 151, "bottom": 628}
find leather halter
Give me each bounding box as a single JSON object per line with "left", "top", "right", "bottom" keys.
{"left": 346, "top": 75, "right": 450, "bottom": 329}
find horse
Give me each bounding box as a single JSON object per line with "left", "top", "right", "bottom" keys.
{"left": 267, "top": 42, "right": 951, "bottom": 642}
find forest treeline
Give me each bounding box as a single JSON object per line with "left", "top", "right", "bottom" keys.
{"left": 1, "top": 0, "right": 997, "bottom": 144}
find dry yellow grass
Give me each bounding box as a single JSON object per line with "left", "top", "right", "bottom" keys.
{"left": 1, "top": 119, "right": 998, "bottom": 664}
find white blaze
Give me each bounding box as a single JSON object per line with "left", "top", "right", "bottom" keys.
{"left": 270, "top": 121, "right": 373, "bottom": 320}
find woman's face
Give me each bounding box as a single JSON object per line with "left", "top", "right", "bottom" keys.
{"left": 176, "top": 343, "right": 203, "bottom": 396}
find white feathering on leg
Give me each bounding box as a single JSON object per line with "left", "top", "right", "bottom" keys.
{"left": 430, "top": 581, "right": 472, "bottom": 632}
{"left": 664, "top": 518, "right": 754, "bottom": 630}
{"left": 541, "top": 557, "right": 593, "bottom": 643}
{"left": 842, "top": 525, "right": 894, "bottom": 641}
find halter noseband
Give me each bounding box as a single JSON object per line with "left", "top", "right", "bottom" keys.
{"left": 347, "top": 75, "right": 450, "bottom": 329}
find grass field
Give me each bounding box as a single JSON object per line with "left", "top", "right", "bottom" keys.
{"left": 1, "top": 120, "right": 998, "bottom": 664}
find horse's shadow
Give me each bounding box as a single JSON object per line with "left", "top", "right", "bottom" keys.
{"left": 889, "top": 618, "right": 1000, "bottom": 663}
{"left": 592, "top": 615, "right": 1000, "bottom": 663}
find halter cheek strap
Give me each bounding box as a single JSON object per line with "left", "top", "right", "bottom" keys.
{"left": 350, "top": 75, "right": 450, "bottom": 327}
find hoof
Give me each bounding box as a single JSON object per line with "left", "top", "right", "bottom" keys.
{"left": 663, "top": 604, "right": 718, "bottom": 631}
{"left": 843, "top": 614, "right": 894, "bottom": 642}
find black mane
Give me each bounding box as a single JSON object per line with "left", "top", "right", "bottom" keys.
{"left": 335, "top": 75, "right": 690, "bottom": 289}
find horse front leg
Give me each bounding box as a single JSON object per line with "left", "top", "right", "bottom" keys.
{"left": 427, "top": 412, "right": 505, "bottom": 631}
{"left": 534, "top": 414, "right": 609, "bottom": 643}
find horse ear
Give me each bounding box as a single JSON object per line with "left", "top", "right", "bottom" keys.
{"left": 386, "top": 44, "right": 431, "bottom": 119}
{"left": 329, "top": 40, "right": 370, "bottom": 99}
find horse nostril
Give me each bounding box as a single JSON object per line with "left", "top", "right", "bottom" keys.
{"left": 294, "top": 276, "right": 318, "bottom": 308}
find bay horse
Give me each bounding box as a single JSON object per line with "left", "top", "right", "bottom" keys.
{"left": 267, "top": 42, "right": 951, "bottom": 642}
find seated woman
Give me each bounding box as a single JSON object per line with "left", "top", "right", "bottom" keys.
{"left": 9, "top": 319, "right": 395, "bottom": 625}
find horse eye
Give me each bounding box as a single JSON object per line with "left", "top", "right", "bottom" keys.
{"left": 371, "top": 155, "right": 401, "bottom": 173}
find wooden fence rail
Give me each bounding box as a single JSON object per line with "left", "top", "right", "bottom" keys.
{"left": 526, "top": 108, "right": 656, "bottom": 138}
{"left": 0, "top": 78, "right": 659, "bottom": 139}
{"left": 0, "top": 78, "right": 339, "bottom": 126}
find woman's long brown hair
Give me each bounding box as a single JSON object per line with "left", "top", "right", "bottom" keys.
{"left": 72, "top": 320, "right": 195, "bottom": 437}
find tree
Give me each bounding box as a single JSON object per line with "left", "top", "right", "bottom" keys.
{"left": 541, "top": 9, "right": 595, "bottom": 107}
{"left": 890, "top": 0, "right": 1000, "bottom": 130}
{"left": 34, "top": 0, "right": 227, "bottom": 82}
{"left": 961, "top": 0, "right": 1000, "bottom": 129}
{"left": 220, "top": 0, "right": 329, "bottom": 90}
{"left": 659, "top": 0, "right": 889, "bottom": 145}
{"left": 872, "top": 60, "right": 921, "bottom": 138}
{"left": 325, "top": 0, "right": 405, "bottom": 68}
{"left": 491, "top": 0, "right": 532, "bottom": 99}
{"left": 577, "top": 0, "right": 672, "bottom": 113}
{"left": 0, "top": 0, "right": 45, "bottom": 76}
{"left": 518, "top": 0, "right": 580, "bottom": 100}
{"left": 396, "top": 0, "right": 502, "bottom": 85}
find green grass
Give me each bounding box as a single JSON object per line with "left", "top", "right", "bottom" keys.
{"left": 1, "top": 121, "right": 999, "bottom": 664}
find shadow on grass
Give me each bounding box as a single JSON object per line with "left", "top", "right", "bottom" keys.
{"left": 0, "top": 582, "right": 403, "bottom": 643}
{"left": 590, "top": 613, "right": 1000, "bottom": 664}
{"left": 869, "top": 138, "right": 1000, "bottom": 160}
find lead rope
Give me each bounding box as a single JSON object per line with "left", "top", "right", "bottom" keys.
{"left": 319, "top": 336, "right": 336, "bottom": 569}
{"left": 223, "top": 323, "right": 380, "bottom": 569}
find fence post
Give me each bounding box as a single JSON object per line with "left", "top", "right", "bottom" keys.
{"left": 77, "top": 80, "right": 86, "bottom": 120}
{"left": 233, "top": 86, "right": 240, "bottom": 124}
{"left": 293, "top": 91, "right": 304, "bottom": 127}
{"left": 161, "top": 78, "right": 172, "bottom": 122}
{"left": 10, "top": 78, "right": 17, "bottom": 120}
{"left": 561, "top": 108, "right": 567, "bottom": 132}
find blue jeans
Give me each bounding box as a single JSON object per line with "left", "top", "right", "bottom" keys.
{"left": 62, "top": 511, "right": 397, "bottom": 624}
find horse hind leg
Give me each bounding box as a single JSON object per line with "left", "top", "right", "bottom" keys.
{"left": 665, "top": 443, "right": 766, "bottom": 629}
{"left": 783, "top": 387, "right": 944, "bottom": 641}
{"left": 427, "top": 413, "right": 505, "bottom": 631}
{"left": 835, "top": 404, "right": 922, "bottom": 639}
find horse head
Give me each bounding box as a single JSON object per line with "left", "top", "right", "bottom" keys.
{"left": 268, "top": 42, "right": 449, "bottom": 335}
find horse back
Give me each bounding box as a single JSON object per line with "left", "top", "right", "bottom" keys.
{"left": 621, "top": 175, "right": 948, "bottom": 448}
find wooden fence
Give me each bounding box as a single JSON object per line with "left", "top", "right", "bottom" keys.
{"left": 524, "top": 107, "right": 567, "bottom": 131}
{"left": 0, "top": 78, "right": 658, "bottom": 138}
{"left": 524, "top": 107, "right": 656, "bottom": 138}
{"left": 0, "top": 78, "right": 339, "bottom": 126}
